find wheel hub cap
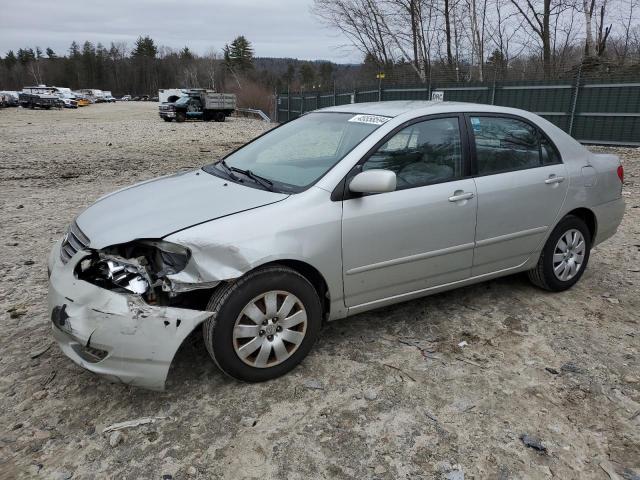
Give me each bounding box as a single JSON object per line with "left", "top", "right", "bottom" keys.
{"left": 552, "top": 229, "right": 586, "bottom": 281}
{"left": 233, "top": 291, "right": 307, "bottom": 368}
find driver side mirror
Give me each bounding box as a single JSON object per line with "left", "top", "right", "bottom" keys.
{"left": 349, "top": 169, "right": 397, "bottom": 194}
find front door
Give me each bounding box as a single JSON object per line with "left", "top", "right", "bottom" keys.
{"left": 467, "top": 114, "right": 569, "bottom": 276}
{"left": 342, "top": 116, "right": 478, "bottom": 308}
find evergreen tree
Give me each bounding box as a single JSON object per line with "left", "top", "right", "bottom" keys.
{"left": 69, "top": 41, "right": 80, "bottom": 58}
{"left": 17, "top": 48, "right": 35, "bottom": 65}
{"left": 4, "top": 50, "right": 17, "bottom": 69}
{"left": 223, "top": 35, "right": 254, "bottom": 72}
{"left": 283, "top": 63, "right": 295, "bottom": 85}
{"left": 46, "top": 47, "right": 57, "bottom": 59}
{"left": 486, "top": 49, "right": 507, "bottom": 76}
{"left": 318, "top": 62, "right": 334, "bottom": 87}
{"left": 180, "top": 47, "right": 194, "bottom": 60}
{"left": 299, "top": 63, "right": 316, "bottom": 88}
{"left": 82, "top": 41, "right": 96, "bottom": 84}
{"left": 132, "top": 36, "right": 158, "bottom": 58}
{"left": 96, "top": 43, "right": 108, "bottom": 85}
{"left": 131, "top": 36, "right": 158, "bottom": 95}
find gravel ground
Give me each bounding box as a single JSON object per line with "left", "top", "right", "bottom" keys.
{"left": 0, "top": 102, "right": 638, "bottom": 480}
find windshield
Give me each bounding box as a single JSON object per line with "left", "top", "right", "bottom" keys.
{"left": 176, "top": 96, "right": 191, "bottom": 105}
{"left": 203, "top": 112, "right": 386, "bottom": 192}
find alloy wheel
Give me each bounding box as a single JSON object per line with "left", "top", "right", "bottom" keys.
{"left": 552, "top": 229, "right": 586, "bottom": 281}
{"left": 233, "top": 290, "right": 307, "bottom": 368}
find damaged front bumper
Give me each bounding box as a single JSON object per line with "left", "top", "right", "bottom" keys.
{"left": 47, "top": 241, "right": 212, "bottom": 390}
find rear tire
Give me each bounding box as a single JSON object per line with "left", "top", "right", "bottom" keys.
{"left": 527, "top": 215, "right": 591, "bottom": 291}
{"left": 214, "top": 111, "right": 225, "bottom": 122}
{"left": 203, "top": 265, "right": 322, "bottom": 382}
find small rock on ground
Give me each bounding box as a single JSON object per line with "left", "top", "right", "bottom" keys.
{"left": 240, "top": 416, "right": 257, "bottom": 427}
{"left": 374, "top": 465, "right": 386, "bottom": 474}
{"left": 109, "top": 431, "right": 124, "bottom": 447}
{"left": 303, "top": 379, "right": 324, "bottom": 390}
{"left": 364, "top": 390, "right": 378, "bottom": 400}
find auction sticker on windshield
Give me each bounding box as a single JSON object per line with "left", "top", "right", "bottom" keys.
{"left": 348, "top": 114, "right": 391, "bottom": 125}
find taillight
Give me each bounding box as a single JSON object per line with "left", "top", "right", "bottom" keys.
{"left": 617, "top": 165, "right": 624, "bottom": 183}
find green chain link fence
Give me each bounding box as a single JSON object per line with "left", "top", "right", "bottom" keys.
{"left": 276, "top": 75, "right": 640, "bottom": 146}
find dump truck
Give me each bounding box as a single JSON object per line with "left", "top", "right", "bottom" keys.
{"left": 158, "top": 89, "right": 236, "bottom": 122}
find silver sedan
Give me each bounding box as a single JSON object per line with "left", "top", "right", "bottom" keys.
{"left": 48, "top": 101, "right": 625, "bottom": 389}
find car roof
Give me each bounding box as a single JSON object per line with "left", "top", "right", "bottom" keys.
{"left": 319, "top": 100, "right": 532, "bottom": 118}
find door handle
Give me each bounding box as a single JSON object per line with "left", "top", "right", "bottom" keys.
{"left": 448, "top": 192, "right": 474, "bottom": 202}
{"left": 545, "top": 175, "right": 565, "bottom": 184}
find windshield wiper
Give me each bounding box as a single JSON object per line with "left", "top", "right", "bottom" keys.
{"left": 230, "top": 166, "right": 274, "bottom": 191}
{"left": 217, "top": 159, "right": 241, "bottom": 182}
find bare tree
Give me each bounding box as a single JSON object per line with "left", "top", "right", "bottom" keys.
{"left": 507, "top": 0, "right": 556, "bottom": 77}
{"left": 611, "top": 0, "right": 638, "bottom": 61}
{"left": 463, "top": 0, "right": 489, "bottom": 80}
{"left": 443, "top": 0, "right": 455, "bottom": 64}
{"left": 595, "top": 0, "right": 612, "bottom": 55}
{"left": 583, "top": 0, "right": 596, "bottom": 56}
{"left": 313, "top": 0, "right": 394, "bottom": 66}
{"left": 204, "top": 48, "right": 219, "bottom": 90}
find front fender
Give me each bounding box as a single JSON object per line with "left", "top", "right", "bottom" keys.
{"left": 165, "top": 187, "right": 347, "bottom": 319}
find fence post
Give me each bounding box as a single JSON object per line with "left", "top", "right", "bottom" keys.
{"left": 568, "top": 65, "right": 582, "bottom": 136}
{"left": 352, "top": 88, "right": 357, "bottom": 104}
{"left": 491, "top": 79, "right": 497, "bottom": 105}
{"left": 333, "top": 82, "right": 337, "bottom": 106}
{"left": 274, "top": 94, "right": 278, "bottom": 123}
{"left": 300, "top": 89, "right": 304, "bottom": 115}
{"left": 286, "top": 87, "right": 290, "bottom": 121}
{"left": 316, "top": 93, "right": 320, "bottom": 110}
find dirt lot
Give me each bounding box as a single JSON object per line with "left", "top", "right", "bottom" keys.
{"left": 0, "top": 102, "right": 638, "bottom": 480}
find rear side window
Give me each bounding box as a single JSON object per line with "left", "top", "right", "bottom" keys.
{"left": 540, "top": 135, "right": 561, "bottom": 165}
{"left": 470, "top": 116, "right": 542, "bottom": 175}
{"left": 362, "top": 117, "right": 463, "bottom": 190}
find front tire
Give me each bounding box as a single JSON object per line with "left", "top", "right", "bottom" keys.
{"left": 203, "top": 266, "right": 322, "bottom": 382}
{"left": 175, "top": 111, "right": 186, "bottom": 122}
{"left": 528, "top": 215, "right": 591, "bottom": 291}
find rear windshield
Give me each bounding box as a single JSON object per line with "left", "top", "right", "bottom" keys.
{"left": 204, "top": 112, "right": 387, "bottom": 192}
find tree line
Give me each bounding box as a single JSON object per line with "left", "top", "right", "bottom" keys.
{"left": 0, "top": 34, "right": 349, "bottom": 107}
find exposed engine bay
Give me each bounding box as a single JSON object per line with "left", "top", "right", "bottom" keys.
{"left": 76, "top": 240, "right": 194, "bottom": 304}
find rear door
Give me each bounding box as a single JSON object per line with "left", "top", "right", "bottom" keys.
{"left": 467, "top": 114, "right": 569, "bottom": 276}
{"left": 341, "top": 115, "right": 478, "bottom": 307}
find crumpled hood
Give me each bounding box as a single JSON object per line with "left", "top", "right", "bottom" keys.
{"left": 76, "top": 169, "right": 288, "bottom": 249}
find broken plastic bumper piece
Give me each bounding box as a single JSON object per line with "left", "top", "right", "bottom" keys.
{"left": 47, "top": 241, "right": 211, "bottom": 390}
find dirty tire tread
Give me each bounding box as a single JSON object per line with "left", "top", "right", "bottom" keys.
{"left": 527, "top": 215, "right": 591, "bottom": 292}
{"left": 203, "top": 265, "right": 322, "bottom": 382}
{"left": 527, "top": 250, "right": 551, "bottom": 290}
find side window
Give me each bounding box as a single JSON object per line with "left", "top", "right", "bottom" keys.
{"left": 362, "top": 117, "right": 462, "bottom": 190}
{"left": 541, "top": 135, "right": 561, "bottom": 165}
{"left": 470, "top": 116, "right": 541, "bottom": 175}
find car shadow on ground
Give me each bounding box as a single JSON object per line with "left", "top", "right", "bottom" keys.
{"left": 166, "top": 272, "right": 537, "bottom": 391}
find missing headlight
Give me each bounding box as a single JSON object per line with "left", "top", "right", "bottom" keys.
{"left": 76, "top": 240, "right": 191, "bottom": 299}
{"left": 105, "top": 259, "right": 149, "bottom": 294}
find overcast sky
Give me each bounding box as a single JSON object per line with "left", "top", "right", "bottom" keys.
{"left": 0, "top": 0, "right": 360, "bottom": 63}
